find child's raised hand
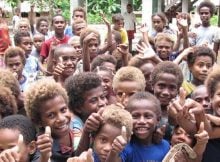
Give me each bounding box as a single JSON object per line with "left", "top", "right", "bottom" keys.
{"left": 194, "top": 122, "right": 209, "bottom": 146}
{"left": 136, "top": 42, "right": 156, "bottom": 59}
{"left": 112, "top": 126, "right": 128, "bottom": 153}
{"left": 0, "top": 134, "right": 23, "bottom": 162}
{"left": 100, "top": 12, "right": 110, "bottom": 27}
{"left": 117, "top": 44, "right": 129, "bottom": 56}
{"left": 36, "top": 126, "right": 53, "bottom": 161}
{"left": 84, "top": 108, "right": 104, "bottom": 133}
{"left": 177, "top": 18, "right": 188, "bottom": 28}
{"left": 67, "top": 148, "right": 94, "bottom": 162}
{"left": 83, "top": 33, "right": 98, "bottom": 45}
{"left": 138, "top": 23, "right": 149, "bottom": 33}
{"left": 50, "top": 38, "right": 60, "bottom": 53}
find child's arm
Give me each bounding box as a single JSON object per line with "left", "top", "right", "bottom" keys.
{"left": 139, "top": 24, "right": 150, "bottom": 46}
{"left": 75, "top": 109, "right": 104, "bottom": 156}
{"left": 0, "top": 134, "right": 23, "bottom": 162}
{"left": 173, "top": 47, "right": 194, "bottom": 64}
{"left": 105, "top": 126, "right": 127, "bottom": 162}
{"left": 117, "top": 44, "right": 129, "bottom": 66}
{"left": 205, "top": 114, "right": 220, "bottom": 139}
{"left": 193, "top": 122, "right": 209, "bottom": 162}
{"left": 82, "top": 33, "right": 98, "bottom": 72}
{"left": 36, "top": 126, "right": 53, "bottom": 162}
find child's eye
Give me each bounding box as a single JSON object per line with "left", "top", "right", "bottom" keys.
{"left": 61, "top": 107, "right": 67, "bottom": 113}
{"left": 117, "top": 92, "right": 123, "bottom": 97}
{"left": 47, "top": 113, "right": 55, "bottom": 119}
{"left": 100, "top": 137, "right": 107, "bottom": 143}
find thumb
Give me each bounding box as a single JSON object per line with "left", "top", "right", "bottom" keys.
{"left": 97, "top": 107, "right": 104, "bottom": 116}
{"left": 179, "top": 87, "right": 186, "bottom": 106}
{"left": 198, "top": 122, "right": 204, "bottom": 134}
{"left": 45, "top": 126, "right": 51, "bottom": 136}
{"left": 87, "top": 148, "right": 94, "bottom": 162}
{"left": 121, "top": 126, "right": 127, "bottom": 141}
{"left": 12, "top": 134, "right": 23, "bottom": 153}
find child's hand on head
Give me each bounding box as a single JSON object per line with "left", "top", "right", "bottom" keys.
{"left": 67, "top": 148, "right": 94, "bottom": 162}
{"left": 0, "top": 134, "right": 23, "bottom": 162}
{"left": 83, "top": 33, "right": 98, "bottom": 45}
{"left": 36, "top": 126, "right": 52, "bottom": 161}
{"left": 84, "top": 108, "right": 104, "bottom": 133}
{"left": 111, "top": 126, "right": 128, "bottom": 154}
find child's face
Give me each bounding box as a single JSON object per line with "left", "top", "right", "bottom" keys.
{"left": 69, "top": 41, "right": 82, "bottom": 59}
{"left": 93, "top": 123, "right": 121, "bottom": 162}
{"left": 171, "top": 127, "right": 193, "bottom": 147}
{"left": 18, "top": 22, "right": 29, "bottom": 32}
{"left": 114, "top": 20, "right": 124, "bottom": 31}
{"left": 199, "top": 7, "right": 211, "bottom": 25}
{"left": 211, "top": 83, "right": 220, "bottom": 117}
{"left": 81, "top": 86, "right": 107, "bottom": 119}
{"left": 73, "top": 11, "right": 85, "bottom": 21}
{"left": 155, "top": 40, "right": 173, "bottom": 60}
{"left": 153, "top": 73, "right": 178, "bottom": 107}
{"left": 115, "top": 81, "right": 141, "bottom": 106}
{"left": 0, "top": 128, "right": 35, "bottom": 162}
{"left": 101, "top": 62, "right": 116, "bottom": 74}
{"left": 140, "top": 62, "right": 155, "bottom": 92}
{"left": 97, "top": 70, "right": 113, "bottom": 96}
{"left": 6, "top": 55, "right": 24, "bottom": 78}
{"left": 192, "top": 87, "right": 211, "bottom": 114}
{"left": 88, "top": 39, "right": 99, "bottom": 60}
{"left": 53, "top": 16, "right": 66, "bottom": 35}
{"left": 189, "top": 56, "right": 213, "bottom": 83}
{"left": 127, "top": 99, "right": 159, "bottom": 144}
{"left": 33, "top": 35, "right": 44, "bottom": 51}
{"left": 73, "top": 22, "right": 87, "bottom": 36}
{"left": 40, "top": 95, "right": 71, "bottom": 138}
{"left": 39, "top": 21, "right": 49, "bottom": 35}
{"left": 152, "top": 15, "right": 164, "bottom": 32}
{"left": 56, "top": 48, "right": 78, "bottom": 77}
{"left": 19, "top": 36, "right": 33, "bottom": 55}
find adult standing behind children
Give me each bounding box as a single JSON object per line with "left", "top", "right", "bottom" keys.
{"left": 123, "top": 3, "right": 136, "bottom": 53}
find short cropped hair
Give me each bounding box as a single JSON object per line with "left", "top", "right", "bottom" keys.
{"left": 99, "top": 104, "right": 133, "bottom": 138}
{"left": 112, "top": 13, "right": 124, "bottom": 23}
{"left": 52, "top": 14, "right": 65, "bottom": 25}
{"left": 206, "top": 66, "right": 220, "bottom": 98}
{"left": 127, "top": 91, "right": 161, "bottom": 118}
{"left": 197, "top": 1, "right": 216, "bottom": 16}
{"left": 91, "top": 55, "right": 117, "bottom": 71}
{"left": 80, "top": 28, "right": 101, "bottom": 47}
{"left": 187, "top": 46, "right": 215, "bottom": 67}
{"left": 151, "top": 61, "right": 183, "bottom": 89}
{"left": 0, "top": 115, "right": 36, "bottom": 145}
{"left": 24, "top": 78, "right": 68, "bottom": 125}
{"left": 64, "top": 72, "right": 102, "bottom": 115}
{"left": 14, "top": 31, "right": 31, "bottom": 46}
{"left": 36, "top": 17, "right": 49, "bottom": 31}
{"left": 155, "top": 33, "right": 175, "bottom": 47}
{"left": 0, "top": 86, "right": 17, "bottom": 118}
{"left": 0, "top": 68, "right": 20, "bottom": 98}
{"left": 112, "top": 66, "right": 146, "bottom": 91}
{"left": 4, "top": 47, "right": 26, "bottom": 65}
{"left": 73, "top": 7, "right": 86, "bottom": 20}
{"left": 54, "top": 44, "right": 76, "bottom": 60}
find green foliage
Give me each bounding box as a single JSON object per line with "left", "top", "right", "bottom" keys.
{"left": 210, "top": 15, "right": 219, "bottom": 26}
{"left": 133, "top": 0, "right": 142, "bottom": 10}
{"left": 5, "top": 0, "right": 18, "bottom": 8}
{"left": 87, "top": 12, "right": 112, "bottom": 24}
{"left": 53, "top": 0, "right": 70, "bottom": 21}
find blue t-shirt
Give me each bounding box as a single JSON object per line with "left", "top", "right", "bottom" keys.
{"left": 120, "top": 139, "right": 170, "bottom": 162}
{"left": 64, "top": 26, "right": 74, "bottom": 37}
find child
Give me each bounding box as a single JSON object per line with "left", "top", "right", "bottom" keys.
{"left": 93, "top": 104, "right": 133, "bottom": 162}
{"left": 112, "top": 13, "right": 128, "bottom": 44}
{"left": 112, "top": 66, "right": 145, "bottom": 106}
{"left": 93, "top": 66, "right": 116, "bottom": 104}
{"left": 52, "top": 44, "right": 78, "bottom": 86}
{"left": 31, "top": 33, "right": 45, "bottom": 59}
{"left": 35, "top": 17, "right": 51, "bottom": 40}
{"left": 4, "top": 46, "right": 30, "bottom": 91}
{"left": 72, "top": 19, "right": 87, "bottom": 36}
{"left": 40, "top": 14, "right": 69, "bottom": 63}
{"left": 121, "top": 91, "right": 170, "bottom": 161}
{"left": 14, "top": 31, "right": 47, "bottom": 79}
{"left": 0, "top": 114, "right": 39, "bottom": 162}
{"left": 68, "top": 36, "right": 82, "bottom": 60}
{"left": 0, "top": 86, "right": 17, "bottom": 119}
{"left": 65, "top": 72, "right": 108, "bottom": 124}
{"left": 16, "top": 18, "right": 31, "bottom": 33}
{"left": 182, "top": 46, "right": 215, "bottom": 96}
{"left": 24, "top": 78, "right": 96, "bottom": 161}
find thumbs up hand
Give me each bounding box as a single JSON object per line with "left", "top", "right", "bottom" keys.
{"left": 0, "top": 134, "right": 24, "bottom": 162}
{"left": 67, "top": 148, "right": 94, "bottom": 162}
{"left": 194, "top": 122, "right": 209, "bottom": 145}
{"left": 36, "top": 126, "right": 53, "bottom": 162}
{"left": 111, "top": 126, "right": 128, "bottom": 154}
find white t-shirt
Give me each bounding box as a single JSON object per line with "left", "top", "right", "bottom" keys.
{"left": 12, "top": 15, "right": 20, "bottom": 27}
{"left": 123, "top": 12, "right": 136, "bottom": 31}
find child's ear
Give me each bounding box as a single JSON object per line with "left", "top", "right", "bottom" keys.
{"left": 27, "top": 141, "right": 37, "bottom": 155}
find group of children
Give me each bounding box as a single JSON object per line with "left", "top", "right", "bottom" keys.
{"left": 0, "top": 1, "right": 220, "bottom": 162}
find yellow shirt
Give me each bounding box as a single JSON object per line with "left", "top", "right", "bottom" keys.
{"left": 182, "top": 80, "right": 196, "bottom": 96}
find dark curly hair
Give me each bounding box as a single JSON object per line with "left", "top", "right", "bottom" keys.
{"left": 197, "top": 1, "right": 216, "bottom": 16}
{"left": 0, "top": 115, "right": 36, "bottom": 145}
{"left": 206, "top": 67, "right": 220, "bottom": 98}
{"left": 91, "top": 55, "right": 117, "bottom": 71}
{"left": 4, "top": 46, "right": 26, "bottom": 65}
{"left": 36, "top": 17, "right": 49, "bottom": 31}
{"left": 151, "top": 61, "right": 183, "bottom": 89}
{"left": 14, "top": 31, "right": 30, "bottom": 46}
{"left": 64, "top": 72, "right": 102, "bottom": 115}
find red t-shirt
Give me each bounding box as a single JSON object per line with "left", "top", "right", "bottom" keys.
{"left": 40, "top": 35, "right": 70, "bottom": 58}
{"left": 0, "top": 22, "right": 10, "bottom": 55}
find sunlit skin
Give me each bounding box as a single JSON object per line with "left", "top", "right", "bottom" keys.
{"left": 155, "top": 40, "right": 173, "bottom": 61}
{"left": 38, "top": 21, "right": 49, "bottom": 35}
{"left": 53, "top": 16, "right": 66, "bottom": 38}
{"left": 73, "top": 11, "right": 85, "bottom": 21}
{"left": 88, "top": 39, "right": 99, "bottom": 61}
{"left": 113, "top": 20, "right": 124, "bottom": 31}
